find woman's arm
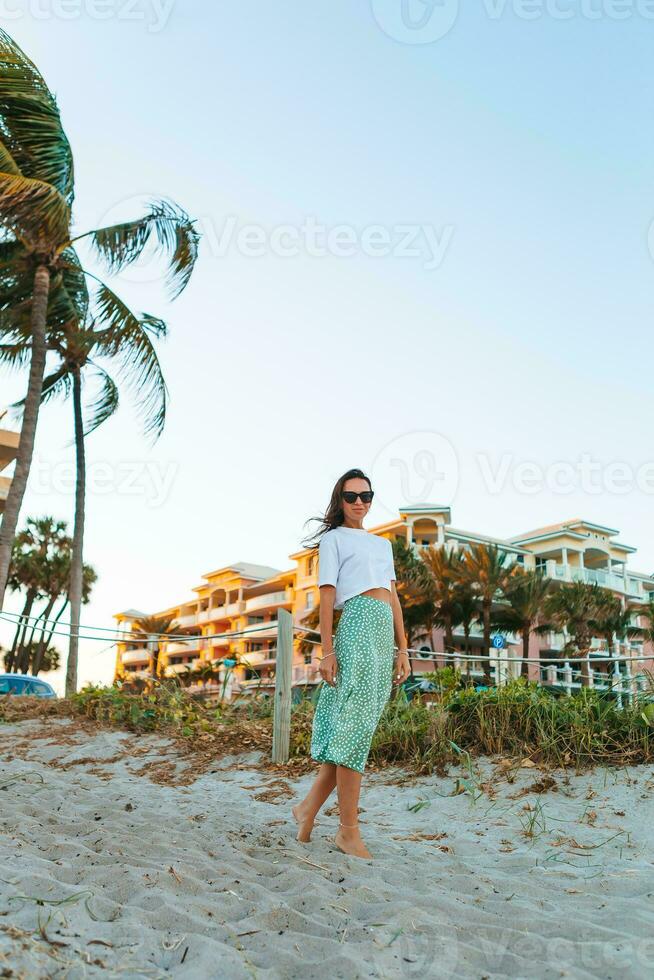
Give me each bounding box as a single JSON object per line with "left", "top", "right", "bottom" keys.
{"left": 390, "top": 581, "right": 411, "bottom": 684}
{"left": 318, "top": 584, "right": 338, "bottom": 686}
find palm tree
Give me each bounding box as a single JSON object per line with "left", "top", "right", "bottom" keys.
{"left": 0, "top": 29, "right": 200, "bottom": 620}
{"left": 460, "top": 543, "right": 513, "bottom": 683}
{"left": 32, "top": 557, "right": 96, "bottom": 677}
{"left": 420, "top": 545, "right": 465, "bottom": 665}
{"left": 390, "top": 538, "right": 435, "bottom": 663}
{"left": 544, "top": 581, "right": 605, "bottom": 687}
{"left": 641, "top": 596, "right": 654, "bottom": 646}
{"left": 10, "top": 268, "right": 187, "bottom": 695}
{"left": 492, "top": 567, "right": 552, "bottom": 679}
{"left": 590, "top": 589, "right": 641, "bottom": 685}
{"left": 4, "top": 516, "right": 68, "bottom": 672}
{"left": 452, "top": 578, "right": 478, "bottom": 678}
{"left": 130, "top": 615, "right": 183, "bottom": 687}
{"left": 4, "top": 638, "right": 60, "bottom": 676}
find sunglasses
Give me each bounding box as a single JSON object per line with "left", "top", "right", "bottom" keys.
{"left": 342, "top": 490, "right": 374, "bottom": 504}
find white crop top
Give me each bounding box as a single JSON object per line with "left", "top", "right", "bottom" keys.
{"left": 317, "top": 526, "right": 396, "bottom": 610}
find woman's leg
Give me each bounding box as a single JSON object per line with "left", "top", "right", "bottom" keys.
{"left": 292, "top": 762, "right": 337, "bottom": 841}
{"left": 334, "top": 764, "right": 371, "bottom": 859}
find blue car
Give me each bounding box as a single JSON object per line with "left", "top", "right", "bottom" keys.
{"left": 0, "top": 673, "right": 56, "bottom": 697}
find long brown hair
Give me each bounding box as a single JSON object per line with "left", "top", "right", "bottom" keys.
{"left": 300, "top": 468, "right": 373, "bottom": 552}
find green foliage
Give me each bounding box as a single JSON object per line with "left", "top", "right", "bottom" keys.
{"left": 60, "top": 677, "right": 654, "bottom": 775}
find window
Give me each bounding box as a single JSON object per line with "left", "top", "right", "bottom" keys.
{"left": 306, "top": 591, "right": 314, "bottom": 609}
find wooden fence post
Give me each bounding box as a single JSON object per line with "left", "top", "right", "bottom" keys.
{"left": 272, "top": 608, "right": 293, "bottom": 763}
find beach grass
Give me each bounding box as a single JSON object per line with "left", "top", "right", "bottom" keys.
{"left": 2, "top": 678, "right": 653, "bottom": 775}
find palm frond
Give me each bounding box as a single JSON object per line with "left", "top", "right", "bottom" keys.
{"left": 10, "top": 363, "right": 71, "bottom": 413}
{"left": 0, "top": 171, "right": 69, "bottom": 247}
{"left": 80, "top": 361, "right": 119, "bottom": 436}
{"left": 0, "top": 137, "right": 19, "bottom": 175}
{"left": 92, "top": 281, "right": 168, "bottom": 439}
{"left": 84, "top": 198, "right": 199, "bottom": 298}
{"left": 0, "top": 340, "right": 30, "bottom": 370}
{"left": 0, "top": 29, "right": 74, "bottom": 204}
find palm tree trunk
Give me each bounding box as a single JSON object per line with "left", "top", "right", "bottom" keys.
{"left": 32, "top": 595, "right": 57, "bottom": 675}
{"left": 42, "top": 594, "right": 69, "bottom": 651}
{"left": 5, "top": 598, "right": 30, "bottom": 671}
{"left": 15, "top": 589, "right": 36, "bottom": 672}
{"left": 463, "top": 624, "right": 471, "bottom": 678}
{"left": 444, "top": 618, "right": 454, "bottom": 667}
{"left": 482, "top": 601, "right": 492, "bottom": 683}
{"left": 65, "top": 368, "right": 85, "bottom": 697}
{"left": 521, "top": 621, "right": 530, "bottom": 679}
{"left": 0, "top": 264, "right": 51, "bottom": 606}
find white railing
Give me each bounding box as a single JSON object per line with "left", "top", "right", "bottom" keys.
{"left": 165, "top": 640, "right": 200, "bottom": 655}
{"left": 543, "top": 561, "right": 641, "bottom": 595}
{"left": 198, "top": 602, "right": 242, "bottom": 623}
{"left": 121, "top": 648, "right": 150, "bottom": 664}
{"left": 165, "top": 661, "right": 200, "bottom": 675}
{"left": 177, "top": 613, "right": 198, "bottom": 628}
{"left": 245, "top": 591, "right": 289, "bottom": 613}
{"left": 239, "top": 622, "right": 278, "bottom": 638}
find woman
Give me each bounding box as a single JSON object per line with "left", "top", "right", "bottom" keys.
{"left": 292, "top": 468, "right": 411, "bottom": 859}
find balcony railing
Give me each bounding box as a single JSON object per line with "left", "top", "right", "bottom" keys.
{"left": 542, "top": 561, "right": 641, "bottom": 595}
{"left": 244, "top": 591, "right": 289, "bottom": 613}
{"left": 121, "top": 647, "right": 150, "bottom": 664}
{"left": 198, "top": 602, "right": 243, "bottom": 623}
{"left": 165, "top": 641, "right": 201, "bottom": 655}
{"left": 177, "top": 613, "right": 199, "bottom": 628}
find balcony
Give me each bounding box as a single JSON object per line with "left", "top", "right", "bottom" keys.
{"left": 121, "top": 647, "right": 150, "bottom": 665}
{"left": 543, "top": 562, "right": 639, "bottom": 595}
{"left": 240, "top": 622, "right": 278, "bottom": 639}
{"left": 165, "top": 661, "right": 200, "bottom": 675}
{"left": 244, "top": 591, "right": 289, "bottom": 613}
{"left": 176, "top": 612, "right": 199, "bottom": 628}
{"left": 0, "top": 475, "right": 10, "bottom": 514}
{"left": 165, "top": 641, "right": 201, "bottom": 655}
{"left": 198, "top": 602, "right": 243, "bottom": 623}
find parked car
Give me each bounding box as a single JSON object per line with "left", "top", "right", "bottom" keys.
{"left": 0, "top": 673, "right": 56, "bottom": 697}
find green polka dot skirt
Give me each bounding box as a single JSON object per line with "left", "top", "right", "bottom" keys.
{"left": 310, "top": 594, "right": 395, "bottom": 774}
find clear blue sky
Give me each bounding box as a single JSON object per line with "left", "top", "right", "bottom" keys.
{"left": 2, "top": 2, "right": 653, "bottom": 692}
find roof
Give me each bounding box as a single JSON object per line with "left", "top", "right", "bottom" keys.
{"left": 509, "top": 519, "right": 620, "bottom": 543}
{"left": 200, "top": 561, "right": 282, "bottom": 581}
{"left": 398, "top": 503, "right": 452, "bottom": 514}
{"left": 445, "top": 526, "right": 528, "bottom": 553}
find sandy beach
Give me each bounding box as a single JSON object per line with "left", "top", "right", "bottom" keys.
{"left": 1, "top": 717, "right": 654, "bottom": 979}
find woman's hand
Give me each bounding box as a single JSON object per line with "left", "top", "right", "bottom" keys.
{"left": 318, "top": 652, "right": 338, "bottom": 687}
{"left": 393, "top": 651, "right": 411, "bottom": 685}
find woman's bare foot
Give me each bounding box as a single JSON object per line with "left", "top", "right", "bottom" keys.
{"left": 334, "top": 823, "right": 372, "bottom": 859}
{"left": 291, "top": 803, "right": 316, "bottom": 843}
